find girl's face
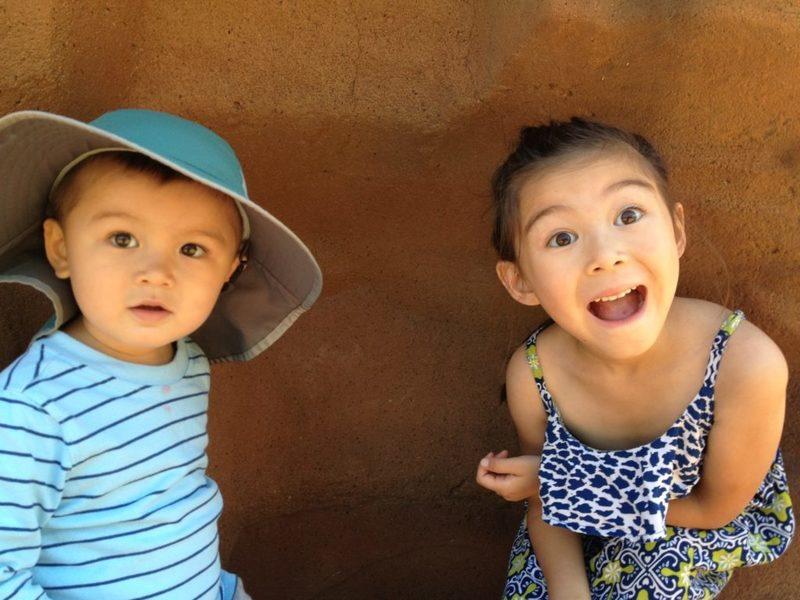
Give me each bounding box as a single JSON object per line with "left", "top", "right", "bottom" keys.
{"left": 497, "top": 149, "right": 686, "bottom": 362}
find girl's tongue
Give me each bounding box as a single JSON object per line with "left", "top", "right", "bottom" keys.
{"left": 589, "top": 287, "right": 644, "bottom": 321}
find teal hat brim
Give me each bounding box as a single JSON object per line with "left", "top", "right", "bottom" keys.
{"left": 0, "top": 110, "right": 322, "bottom": 362}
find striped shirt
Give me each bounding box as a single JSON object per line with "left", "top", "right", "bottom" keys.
{"left": 0, "top": 331, "right": 236, "bottom": 599}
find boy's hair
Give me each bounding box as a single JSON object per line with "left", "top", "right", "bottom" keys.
{"left": 46, "top": 152, "right": 195, "bottom": 222}
{"left": 490, "top": 117, "right": 672, "bottom": 262}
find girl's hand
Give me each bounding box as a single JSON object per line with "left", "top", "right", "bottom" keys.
{"left": 475, "top": 451, "right": 541, "bottom": 502}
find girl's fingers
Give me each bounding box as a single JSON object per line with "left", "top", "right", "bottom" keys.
{"left": 480, "top": 475, "right": 501, "bottom": 492}
{"left": 476, "top": 453, "right": 497, "bottom": 486}
{"left": 483, "top": 475, "right": 519, "bottom": 500}
{"left": 480, "top": 451, "right": 505, "bottom": 470}
{"left": 477, "top": 470, "right": 512, "bottom": 491}
{"left": 483, "top": 454, "right": 540, "bottom": 475}
{"left": 476, "top": 467, "right": 500, "bottom": 490}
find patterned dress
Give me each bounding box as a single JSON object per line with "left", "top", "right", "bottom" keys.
{"left": 504, "top": 310, "right": 794, "bottom": 600}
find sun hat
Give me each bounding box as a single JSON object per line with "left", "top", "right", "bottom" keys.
{"left": 0, "top": 109, "right": 322, "bottom": 362}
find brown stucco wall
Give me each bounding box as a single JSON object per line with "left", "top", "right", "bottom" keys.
{"left": 1, "top": 1, "right": 798, "bottom": 598}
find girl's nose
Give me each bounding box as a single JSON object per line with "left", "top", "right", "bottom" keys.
{"left": 586, "top": 232, "right": 628, "bottom": 274}
{"left": 589, "top": 255, "right": 626, "bottom": 273}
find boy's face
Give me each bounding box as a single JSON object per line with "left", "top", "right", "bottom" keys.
{"left": 43, "top": 163, "right": 242, "bottom": 364}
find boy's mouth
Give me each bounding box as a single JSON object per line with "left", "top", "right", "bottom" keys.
{"left": 588, "top": 285, "right": 646, "bottom": 321}
{"left": 129, "top": 302, "right": 171, "bottom": 322}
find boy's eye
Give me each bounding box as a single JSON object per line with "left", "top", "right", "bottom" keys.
{"left": 616, "top": 206, "right": 644, "bottom": 226}
{"left": 180, "top": 243, "right": 206, "bottom": 258}
{"left": 109, "top": 232, "right": 138, "bottom": 248}
{"left": 547, "top": 231, "right": 577, "bottom": 248}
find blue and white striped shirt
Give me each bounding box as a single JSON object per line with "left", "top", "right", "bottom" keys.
{"left": 0, "top": 332, "right": 236, "bottom": 599}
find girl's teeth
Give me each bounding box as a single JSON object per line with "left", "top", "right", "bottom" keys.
{"left": 594, "top": 287, "right": 634, "bottom": 302}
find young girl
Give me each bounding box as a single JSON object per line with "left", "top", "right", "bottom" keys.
{"left": 475, "top": 119, "right": 794, "bottom": 599}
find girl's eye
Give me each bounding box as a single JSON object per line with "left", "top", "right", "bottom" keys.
{"left": 547, "top": 231, "right": 577, "bottom": 248}
{"left": 616, "top": 206, "right": 644, "bottom": 226}
{"left": 180, "top": 243, "right": 207, "bottom": 258}
{"left": 109, "top": 232, "right": 138, "bottom": 248}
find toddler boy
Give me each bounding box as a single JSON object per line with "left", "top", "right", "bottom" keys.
{"left": 0, "top": 109, "right": 321, "bottom": 598}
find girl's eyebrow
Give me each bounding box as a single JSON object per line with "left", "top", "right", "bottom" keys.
{"left": 524, "top": 178, "right": 656, "bottom": 233}
{"left": 603, "top": 178, "right": 655, "bottom": 195}
{"left": 524, "top": 204, "right": 570, "bottom": 233}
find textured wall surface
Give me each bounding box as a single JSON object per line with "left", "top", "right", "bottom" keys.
{"left": 1, "top": 1, "right": 798, "bottom": 598}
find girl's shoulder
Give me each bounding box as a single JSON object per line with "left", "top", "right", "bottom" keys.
{"left": 677, "top": 298, "right": 788, "bottom": 410}
{"left": 717, "top": 314, "right": 788, "bottom": 409}
{"left": 506, "top": 342, "right": 541, "bottom": 400}
{"left": 505, "top": 342, "right": 549, "bottom": 453}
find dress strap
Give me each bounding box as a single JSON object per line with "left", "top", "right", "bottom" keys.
{"left": 523, "top": 321, "right": 555, "bottom": 415}
{"left": 702, "top": 309, "right": 745, "bottom": 391}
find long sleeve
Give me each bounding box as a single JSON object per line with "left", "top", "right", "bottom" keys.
{"left": 0, "top": 390, "right": 70, "bottom": 599}
{"left": 0, "top": 335, "right": 224, "bottom": 598}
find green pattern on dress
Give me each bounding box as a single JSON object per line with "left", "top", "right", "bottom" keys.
{"left": 721, "top": 311, "right": 743, "bottom": 336}
{"left": 525, "top": 343, "right": 543, "bottom": 379}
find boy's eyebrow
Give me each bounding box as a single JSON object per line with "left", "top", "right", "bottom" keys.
{"left": 183, "top": 229, "right": 231, "bottom": 245}
{"left": 89, "top": 210, "right": 139, "bottom": 223}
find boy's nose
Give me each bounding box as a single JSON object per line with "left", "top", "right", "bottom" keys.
{"left": 135, "top": 255, "right": 175, "bottom": 287}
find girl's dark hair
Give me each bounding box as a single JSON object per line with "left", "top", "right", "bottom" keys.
{"left": 491, "top": 117, "right": 671, "bottom": 261}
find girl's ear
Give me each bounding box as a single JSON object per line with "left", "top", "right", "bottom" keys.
{"left": 496, "top": 260, "right": 540, "bottom": 306}
{"left": 672, "top": 202, "right": 687, "bottom": 258}
{"left": 43, "top": 218, "right": 70, "bottom": 279}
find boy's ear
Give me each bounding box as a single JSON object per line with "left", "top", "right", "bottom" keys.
{"left": 42, "top": 218, "right": 70, "bottom": 279}
{"left": 496, "top": 260, "right": 540, "bottom": 306}
{"left": 672, "top": 202, "right": 687, "bottom": 258}
{"left": 223, "top": 240, "right": 250, "bottom": 291}
{"left": 226, "top": 256, "right": 241, "bottom": 280}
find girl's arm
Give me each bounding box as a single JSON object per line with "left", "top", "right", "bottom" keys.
{"left": 504, "top": 346, "right": 591, "bottom": 599}
{"left": 667, "top": 320, "right": 788, "bottom": 529}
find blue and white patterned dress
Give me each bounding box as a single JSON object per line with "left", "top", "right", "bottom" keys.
{"left": 504, "top": 310, "right": 794, "bottom": 599}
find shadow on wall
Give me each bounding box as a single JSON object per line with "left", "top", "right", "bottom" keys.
{"left": 0, "top": 284, "right": 52, "bottom": 368}
{"left": 222, "top": 498, "right": 519, "bottom": 599}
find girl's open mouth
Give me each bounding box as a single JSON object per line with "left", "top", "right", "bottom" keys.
{"left": 588, "top": 285, "right": 646, "bottom": 322}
